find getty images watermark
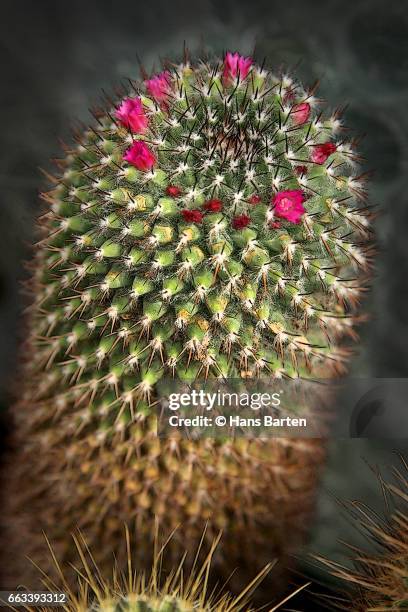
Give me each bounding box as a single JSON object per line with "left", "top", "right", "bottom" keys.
{"left": 167, "top": 388, "right": 283, "bottom": 411}
{"left": 155, "top": 378, "right": 408, "bottom": 439}
{"left": 166, "top": 388, "right": 307, "bottom": 430}
{"left": 156, "top": 378, "right": 328, "bottom": 438}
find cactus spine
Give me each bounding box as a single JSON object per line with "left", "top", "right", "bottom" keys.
{"left": 26, "top": 530, "right": 296, "bottom": 612}
{"left": 317, "top": 457, "right": 408, "bottom": 610}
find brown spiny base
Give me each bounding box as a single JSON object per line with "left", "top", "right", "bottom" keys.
{"left": 1, "top": 418, "right": 325, "bottom": 599}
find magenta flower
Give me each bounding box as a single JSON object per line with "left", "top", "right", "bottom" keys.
{"left": 272, "top": 190, "right": 306, "bottom": 224}
{"left": 311, "top": 142, "right": 337, "bottom": 164}
{"left": 166, "top": 185, "right": 183, "bottom": 197}
{"left": 294, "top": 165, "right": 308, "bottom": 176}
{"left": 144, "top": 71, "right": 172, "bottom": 103}
{"left": 223, "top": 52, "right": 253, "bottom": 84}
{"left": 232, "top": 214, "right": 251, "bottom": 230}
{"left": 123, "top": 141, "right": 156, "bottom": 171}
{"left": 182, "top": 209, "right": 204, "bottom": 223}
{"left": 291, "top": 102, "right": 311, "bottom": 126}
{"left": 115, "top": 97, "right": 148, "bottom": 134}
{"left": 203, "top": 198, "right": 223, "bottom": 212}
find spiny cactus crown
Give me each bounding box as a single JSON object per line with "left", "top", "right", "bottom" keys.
{"left": 31, "top": 51, "right": 371, "bottom": 424}
{"left": 83, "top": 595, "right": 216, "bottom": 612}
{"left": 32, "top": 531, "right": 277, "bottom": 612}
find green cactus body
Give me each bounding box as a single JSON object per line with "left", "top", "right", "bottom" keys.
{"left": 82, "top": 596, "right": 207, "bottom": 612}
{"left": 12, "top": 52, "right": 371, "bottom": 587}
{"left": 30, "top": 58, "right": 373, "bottom": 398}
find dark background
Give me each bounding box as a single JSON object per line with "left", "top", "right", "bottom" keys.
{"left": 1, "top": 0, "right": 408, "bottom": 607}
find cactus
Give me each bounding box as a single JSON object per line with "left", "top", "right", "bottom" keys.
{"left": 24, "top": 529, "right": 306, "bottom": 612}
{"left": 8, "top": 50, "right": 371, "bottom": 586}
{"left": 316, "top": 457, "right": 408, "bottom": 610}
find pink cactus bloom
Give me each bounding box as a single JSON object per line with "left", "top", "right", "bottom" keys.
{"left": 311, "top": 142, "right": 337, "bottom": 164}
{"left": 123, "top": 141, "right": 156, "bottom": 171}
{"left": 272, "top": 190, "right": 306, "bottom": 224}
{"left": 115, "top": 97, "right": 148, "bottom": 133}
{"left": 166, "top": 185, "right": 182, "bottom": 197}
{"left": 144, "top": 71, "right": 172, "bottom": 103}
{"left": 291, "top": 102, "right": 311, "bottom": 126}
{"left": 182, "top": 209, "right": 204, "bottom": 224}
{"left": 232, "top": 214, "right": 251, "bottom": 230}
{"left": 223, "top": 52, "right": 253, "bottom": 83}
{"left": 294, "top": 165, "right": 308, "bottom": 176}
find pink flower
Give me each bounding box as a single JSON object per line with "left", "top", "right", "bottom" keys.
{"left": 166, "top": 185, "right": 182, "bottom": 197}
{"left": 223, "top": 52, "right": 253, "bottom": 84}
{"left": 232, "top": 214, "right": 251, "bottom": 230}
{"left": 115, "top": 97, "right": 149, "bottom": 133}
{"left": 249, "top": 194, "right": 262, "bottom": 204}
{"left": 294, "top": 165, "right": 308, "bottom": 176}
{"left": 123, "top": 141, "right": 156, "bottom": 171}
{"left": 144, "top": 71, "right": 172, "bottom": 103}
{"left": 311, "top": 142, "right": 337, "bottom": 164}
{"left": 272, "top": 190, "right": 306, "bottom": 224}
{"left": 203, "top": 198, "right": 223, "bottom": 212}
{"left": 270, "top": 221, "right": 281, "bottom": 229}
{"left": 291, "top": 102, "right": 311, "bottom": 126}
{"left": 283, "top": 90, "right": 296, "bottom": 104}
{"left": 182, "top": 209, "right": 203, "bottom": 223}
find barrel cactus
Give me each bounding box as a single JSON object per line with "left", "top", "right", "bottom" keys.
{"left": 6, "top": 50, "right": 371, "bottom": 587}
